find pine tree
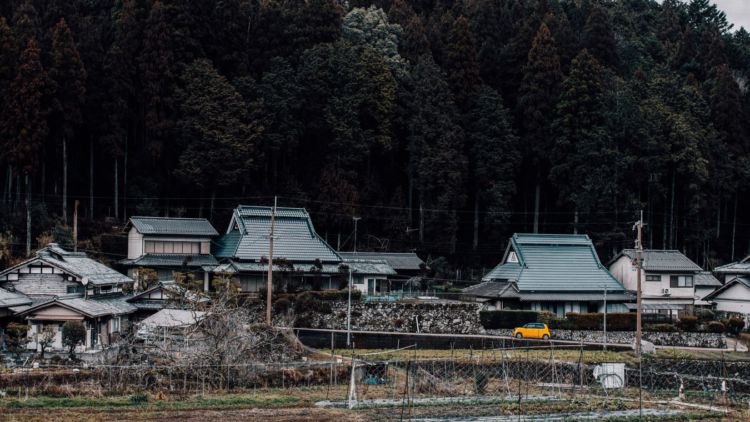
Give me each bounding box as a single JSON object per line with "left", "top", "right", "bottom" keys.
{"left": 174, "top": 59, "right": 259, "bottom": 218}
{"left": 466, "top": 86, "right": 519, "bottom": 247}
{"left": 583, "top": 3, "right": 618, "bottom": 68}
{"left": 550, "top": 50, "right": 615, "bottom": 220}
{"left": 49, "top": 18, "right": 87, "bottom": 223}
{"left": 444, "top": 15, "right": 481, "bottom": 107}
{"left": 388, "top": 0, "right": 430, "bottom": 64}
{"left": 517, "top": 22, "right": 561, "bottom": 233}
{"left": 0, "top": 17, "right": 17, "bottom": 109}
{"left": 408, "top": 57, "right": 467, "bottom": 253}
{"left": 2, "top": 38, "right": 48, "bottom": 175}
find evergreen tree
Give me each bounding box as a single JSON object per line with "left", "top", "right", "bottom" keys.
{"left": 551, "top": 50, "right": 617, "bottom": 224}
{"left": 444, "top": 15, "right": 481, "bottom": 107}
{"left": 0, "top": 17, "right": 17, "bottom": 110}
{"left": 174, "top": 59, "right": 258, "bottom": 217}
{"left": 2, "top": 38, "right": 48, "bottom": 175}
{"left": 466, "top": 86, "right": 519, "bottom": 246}
{"left": 408, "top": 57, "right": 467, "bottom": 253}
{"left": 517, "top": 22, "right": 561, "bottom": 232}
{"left": 583, "top": 3, "right": 618, "bottom": 68}
{"left": 49, "top": 18, "right": 86, "bottom": 223}
{"left": 388, "top": 0, "right": 430, "bottom": 63}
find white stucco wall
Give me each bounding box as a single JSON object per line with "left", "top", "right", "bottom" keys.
{"left": 127, "top": 227, "right": 144, "bottom": 259}
{"left": 713, "top": 283, "right": 750, "bottom": 314}
{"left": 609, "top": 256, "right": 694, "bottom": 299}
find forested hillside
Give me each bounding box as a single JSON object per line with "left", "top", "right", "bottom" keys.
{"left": 0, "top": 0, "right": 748, "bottom": 273}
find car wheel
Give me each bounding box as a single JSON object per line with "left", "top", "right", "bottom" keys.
{"left": 515, "top": 333, "right": 523, "bottom": 339}
{"left": 543, "top": 334, "right": 549, "bottom": 340}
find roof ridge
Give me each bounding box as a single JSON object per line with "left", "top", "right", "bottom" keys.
{"left": 131, "top": 216, "right": 211, "bottom": 221}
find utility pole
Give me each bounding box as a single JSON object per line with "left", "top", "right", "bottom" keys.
{"left": 602, "top": 284, "right": 608, "bottom": 351}
{"left": 265, "top": 196, "right": 277, "bottom": 325}
{"left": 73, "top": 200, "right": 79, "bottom": 252}
{"left": 634, "top": 210, "right": 644, "bottom": 355}
{"left": 347, "top": 266, "right": 353, "bottom": 347}
{"left": 352, "top": 216, "right": 361, "bottom": 252}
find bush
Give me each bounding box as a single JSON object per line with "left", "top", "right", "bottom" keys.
{"left": 706, "top": 321, "right": 726, "bottom": 333}
{"left": 695, "top": 308, "right": 715, "bottom": 322}
{"left": 273, "top": 297, "right": 291, "bottom": 314}
{"left": 725, "top": 317, "right": 745, "bottom": 335}
{"left": 62, "top": 321, "right": 86, "bottom": 357}
{"left": 129, "top": 393, "right": 150, "bottom": 404}
{"left": 294, "top": 292, "right": 332, "bottom": 315}
{"left": 677, "top": 316, "right": 698, "bottom": 332}
{"left": 566, "top": 313, "right": 600, "bottom": 330}
{"left": 605, "top": 313, "right": 637, "bottom": 331}
{"left": 479, "top": 310, "right": 538, "bottom": 329}
{"left": 645, "top": 323, "right": 678, "bottom": 332}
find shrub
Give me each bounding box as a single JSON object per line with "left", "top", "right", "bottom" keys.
{"left": 566, "top": 313, "right": 601, "bottom": 330}
{"left": 273, "top": 297, "right": 291, "bottom": 314}
{"left": 62, "top": 321, "right": 86, "bottom": 357}
{"left": 725, "top": 317, "right": 745, "bottom": 335}
{"left": 706, "top": 321, "right": 725, "bottom": 333}
{"left": 129, "top": 393, "right": 150, "bottom": 404}
{"left": 605, "top": 313, "right": 637, "bottom": 331}
{"left": 479, "top": 310, "right": 538, "bottom": 329}
{"left": 5, "top": 322, "right": 30, "bottom": 358}
{"left": 677, "top": 316, "right": 698, "bottom": 332}
{"left": 294, "top": 292, "right": 332, "bottom": 315}
{"left": 695, "top": 308, "right": 715, "bottom": 322}
{"left": 645, "top": 323, "right": 678, "bottom": 332}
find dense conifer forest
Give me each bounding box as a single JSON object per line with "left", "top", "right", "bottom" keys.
{"left": 0, "top": 0, "right": 748, "bottom": 275}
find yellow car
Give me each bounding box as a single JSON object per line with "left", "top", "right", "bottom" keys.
{"left": 513, "top": 323, "right": 551, "bottom": 340}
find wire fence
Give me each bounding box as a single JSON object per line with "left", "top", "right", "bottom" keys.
{"left": 2, "top": 345, "right": 750, "bottom": 419}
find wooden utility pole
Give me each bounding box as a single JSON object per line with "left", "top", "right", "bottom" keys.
{"left": 635, "top": 210, "right": 644, "bottom": 355}
{"left": 265, "top": 196, "right": 277, "bottom": 325}
{"left": 73, "top": 200, "right": 79, "bottom": 252}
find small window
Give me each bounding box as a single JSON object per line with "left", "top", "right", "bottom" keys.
{"left": 507, "top": 251, "right": 518, "bottom": 263}
{"left": 66, "top": 285, "right": 84, "bottom": 294}
{"left": 100, "top": 285, "right": 112, "bottom": 293}
{"left": 111, "top": 317, "right": 120, "bottom": 333}
{"left": 645, "top": 274, "right": 660, "bottom": 282}
{"left": 670, "top": 275, "right": 694, "bottom": 288}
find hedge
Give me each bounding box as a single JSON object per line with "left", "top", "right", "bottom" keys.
{"left": 565, "top": 313, "right": 637, "bottom": 331}
{"left": 479, "top": 310, "right": 538, "bottom": 329}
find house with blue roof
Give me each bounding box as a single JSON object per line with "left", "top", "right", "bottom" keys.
{"left": 463, "top": 234, "right": 631, "bottom": 316}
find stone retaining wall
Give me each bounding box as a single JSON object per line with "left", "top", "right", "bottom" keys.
{"left": 485, "top": 328, "right": 726, "bottom": 348}
{"left": 302, "top": 301, "right": 482, "bottom": 334}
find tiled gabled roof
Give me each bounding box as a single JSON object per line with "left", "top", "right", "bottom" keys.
{"left": 617, "top": 249, "right": 703, "bottom": 272}
{"left": 0, "top": 287, "right": 31, "bottom": 308}
{"left": 339, "top": 252, "right": 424, "bottom": 271}
{"left": 0, "top": 244, "right": 133, "bottom": 286}
{"left": 130, "top": 216, "right": 219, "bottom": 236}
{"left": 482, "top": 233, "right": 625, "bottom": 293}
{"left": 18, "top": 295, "right": 136, "bottom": 318}
{"left": 214, "top": 206, "right": 341, "bottom": 263}
{"left": 714, "top": 255, "right": 750, "bottom": 274}
{"left": 119, "top": 254, "right": 218, "bottom": 268}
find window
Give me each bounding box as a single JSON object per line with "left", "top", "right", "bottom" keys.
{"left": 670, "top": 275, "right": 694, "bottom": 288}
{"left": 66, "top": 285, "right": 84, "bottom": 294}
{"left": 111, "top": 317, "right": 120, "bottom": 333}
{"left": 144, "top": 240, "right": 201, "bottom": 255}
{"left": 99, "top": 285, "right": 112, "bottom": 293}
{"left": 645, "top": 274, "right": 661, "bottom": 282}
{"left": 507, "top": 251, "right": 518, "bottom": 263}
